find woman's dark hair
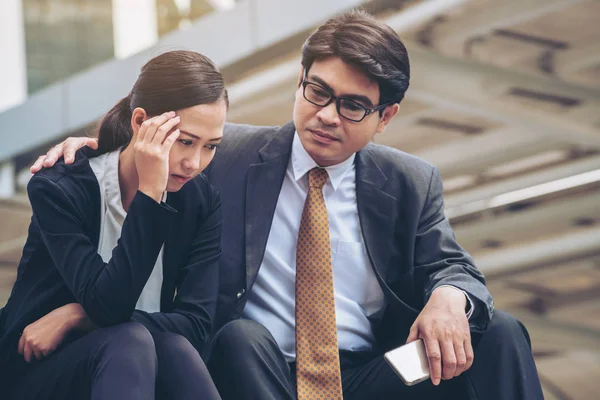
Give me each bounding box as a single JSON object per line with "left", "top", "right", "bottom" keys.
{"left": 97, "top": 50, "right": 229, "bottom": 153}
{"left": 301, "top": 9, "right": 410, "bottom": 107}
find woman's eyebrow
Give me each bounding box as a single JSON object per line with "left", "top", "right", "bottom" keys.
{"left": 180, "top": 130, "right": 199, "bottom": 139}
{"left": 180, "top": 131, "right": 223, "bottom": 142}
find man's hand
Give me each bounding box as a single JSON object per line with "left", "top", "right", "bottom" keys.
{"left": 30, "top": 137, "right": 99, "bottom": 173}
{"left": 17, "top": 303, "right": 94, "bottom": 363}
{"left": 406, "top": 286, "right": 473, "bottom": 386}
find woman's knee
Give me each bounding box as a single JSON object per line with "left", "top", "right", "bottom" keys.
{"left": 107, "top": 322, "right": 154, "bottom": 349}
{"left": 154, "top": 332, "right": 201, "bottom": 364}
{"left": 153, "top": 333, "right": 215, "bottom": 395}
{"left": 94, "top": 322, "right": 157, "bottom": 369}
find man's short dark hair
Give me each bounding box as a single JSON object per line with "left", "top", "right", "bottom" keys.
{"left": 301, "top": 9, "right": 410, "bottom": 106}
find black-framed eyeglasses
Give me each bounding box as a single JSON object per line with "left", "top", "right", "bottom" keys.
{"left": 301, "top": 74, "right": 392, "bottom": 122}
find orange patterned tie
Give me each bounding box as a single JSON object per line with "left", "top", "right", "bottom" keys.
{"left": 295, "top": 167, "right": 343, "bottom": 400}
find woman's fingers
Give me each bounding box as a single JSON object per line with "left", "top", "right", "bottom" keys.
{"left": 17, "top": 334, "right": 25, "bottom": 355}
{"left": 23, "top": 342, "right": 33, "bottom": 363}
{"left": 161, "top": 129, "right": 180, "bottom": 153}
{"left": 138, "top": 111, "right": 176, "bottom": 144}
{"left": 152, "top": 115, "right": 180, "bottom": 147}
{"left": 32, "top": 346, "right": 45, "bottom": 361}
{"left": 134, "top": 111, "right": 179, "bottom": 202}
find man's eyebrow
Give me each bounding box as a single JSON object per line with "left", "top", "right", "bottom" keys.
{"left": 309, "top": 75, "right": 375, "bottom": 108}
{"left": 309, "top": 75, "right": 334, "bottom": 93}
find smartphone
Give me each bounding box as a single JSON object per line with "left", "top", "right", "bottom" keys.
{"left": 384, "top": 339, "right": 430, "bottom": 386}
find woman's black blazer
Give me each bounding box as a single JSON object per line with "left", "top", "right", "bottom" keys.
{"left": 0, "top": 150, "right": 221, "bottom": 378}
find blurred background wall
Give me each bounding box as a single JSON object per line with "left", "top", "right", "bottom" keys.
{"left": 1, "top": 1, "right": 599, "bottom": 398}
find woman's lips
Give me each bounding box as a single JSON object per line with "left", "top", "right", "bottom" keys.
{"left": 171, "top": 174, "right": 192, "bottom": 184}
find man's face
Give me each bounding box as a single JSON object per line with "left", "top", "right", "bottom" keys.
{"left": 292, "top": 57, "right": 398, "bottom": 167}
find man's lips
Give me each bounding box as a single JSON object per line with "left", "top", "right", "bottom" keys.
{"left": 310, "top": 129, "right": 339, "bottom": 142}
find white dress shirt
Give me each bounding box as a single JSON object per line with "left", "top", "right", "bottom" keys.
{"left": 89, "top": 150, "right": 164, "bottom": 313}
{"left": 243, "top": 133, "right": 386, "bottom": 361}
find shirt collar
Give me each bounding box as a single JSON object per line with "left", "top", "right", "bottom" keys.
{"left": 291, "top": 132, "right": 355, "bottom": 191}
{"left": 104, "top": 149, "right": 167, "bottom": 212}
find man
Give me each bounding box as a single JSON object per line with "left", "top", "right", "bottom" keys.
{"left": 32, "top": 10, "right": 543, "bottom": 400}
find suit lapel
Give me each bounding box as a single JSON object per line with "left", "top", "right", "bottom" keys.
{"left": 161, "top": 191, "right": 186, "bottom": 309}
{"left": 355, "top": 148, "right": 397, "bottom": 283}
{"left": 245, "top": 122, "right": 296, "bottom": 290}
{"left": 357, "top": 148, "right": 420, "bottom": 319}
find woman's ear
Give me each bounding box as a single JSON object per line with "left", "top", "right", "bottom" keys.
{"left": 130, "top": 107, "right": 148, "bottom": 137}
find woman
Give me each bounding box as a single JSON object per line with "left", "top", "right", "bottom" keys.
{"left": 0, "top": 50, "right": 227, "bottom": 399}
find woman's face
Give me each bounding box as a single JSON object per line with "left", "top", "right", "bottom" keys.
{"left": 165, "top": 100, "right": 227, "bottom": 192}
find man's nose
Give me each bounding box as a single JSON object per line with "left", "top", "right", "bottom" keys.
{"left": 317, "top": 101, "right": 341, "bottom": 126}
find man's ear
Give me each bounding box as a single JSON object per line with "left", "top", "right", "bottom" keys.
{"left": 375, "top": 104, "right": 400, "bottom": 134}
{"left": 130, "top": 107, "right": 148, "bottom": 137}
{"left": 296, "top": 66, "right": 305, "bottom": 88}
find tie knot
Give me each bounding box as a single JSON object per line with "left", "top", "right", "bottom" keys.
{"left": 308, "top": 167, "right": 328, "bottom": 190}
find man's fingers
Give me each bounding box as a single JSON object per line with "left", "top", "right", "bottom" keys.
{"left": 30, "top": 156, "right": 46, "bottom": 174}
{"left": 453, "top": 340, "right": 467, "bottom": 376}
{"left": 464, "top": 338, "right": 474, "bottom": 371}
{"left": 32, "top": 136, "right": 95, "bottom": 172}
{"left": 406, "top": 324, "right": 419, "bottom": 344}
{"left": 63, "top": 138, "right": 88, "bottom": 164}
{"left": 440, "top": 339, "right": 457, "bottom": 380}
{"left": 85, "top": 137, "right": 99, "bottom": 150}
{"left": 424, "top": 339, "right": 442, "bottom": 386}
{"left": 42, "top": 145, "right": 62, "bottom": 167}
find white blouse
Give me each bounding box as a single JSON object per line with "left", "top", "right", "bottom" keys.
{"left": 89, "top": 150, "right": 164, "bottom": 313}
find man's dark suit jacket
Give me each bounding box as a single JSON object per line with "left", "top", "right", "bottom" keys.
{"left": 0, "top": 152, "right": 222, "bottom": 382}
{"left": 206, "top": 121, "right": 494, "bottom": 351}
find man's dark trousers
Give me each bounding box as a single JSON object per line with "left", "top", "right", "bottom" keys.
{"left": 208, "top": 310, "right": 544, "bottom": 400}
